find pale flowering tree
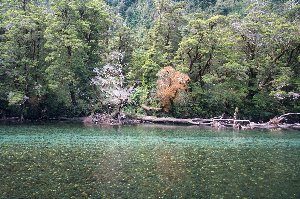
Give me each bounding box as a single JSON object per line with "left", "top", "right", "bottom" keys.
{"left": 92, "top": 51, "right": 133, "bottom": 120}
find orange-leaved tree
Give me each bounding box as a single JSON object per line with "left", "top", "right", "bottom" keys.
{"left": 156, "top": 66, "right": 190, "bottom": 112}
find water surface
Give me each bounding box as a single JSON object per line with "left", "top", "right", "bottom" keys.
{"left": 0, "top": 123, "right": 299, "bottom": 198}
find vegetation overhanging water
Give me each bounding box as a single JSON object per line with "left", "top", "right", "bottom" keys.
{"left": 1, "top": 1, "right": 299, "bottom": 197}
{"left": 0, "top": 123, "right": 299, "bottom": 198}
{"left": 1, "top": 0, "right": 299, "bottom": 122}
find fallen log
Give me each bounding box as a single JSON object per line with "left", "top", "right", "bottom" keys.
{"left": 137, "top": 116, "right": 299, "bottom": 130}
{"left": 198, "top": 122, "right": 213, "bottom": 126}
{"left": 274, "top": 123, "right": 300, "bottom": 130}
{"left": 278, "top": 112, "right": 300, "bottom": 119}
{"left": 137, "top": 116, "right": 253, "bottom": 128}
{"left": 270, "top": 112, "right": 300, "bottom": 124}
{"left": 249, "top": 123, "right": 278, "bottom": 129}
{"left": 86, "top": 113, "right": 299, "bottom": 130}
{"left": 137, "top": 116, "right": 201, "bottom": 125}
{"left": 291, "top": 124, "right": 300, "bottom": 130}
{"left": 249, "top": 122, "right": 300, "bottom": 130}
{"left": 234, "top": 119, "right": 251, "bottom": 124}
{"left": 213, "top": 119, "right": 234, "bottom": 122}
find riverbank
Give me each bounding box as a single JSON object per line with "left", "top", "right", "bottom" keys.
{"left": 1, "top": 113, "right": 299, "bottom": 130}
{"left": 0, "top": 117, "right": 86, "bottom": 124}
{"left": 83, "top": 113, "right": 300, "bottom": 130}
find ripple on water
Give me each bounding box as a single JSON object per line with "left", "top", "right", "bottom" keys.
{"left": 0, "top": 124, "right": 299, "bottom": 198}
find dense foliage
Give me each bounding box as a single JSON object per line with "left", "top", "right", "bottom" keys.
{"left": 0, "top": 0, "right": 299, "bottom": 121}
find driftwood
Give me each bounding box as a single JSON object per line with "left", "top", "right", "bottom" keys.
{"left": 278, "top": 124, "right": 300, "bottom": 130}
{"left": 211, "top": 119, "right": 251, "bottom": 129}
{"left": 136, "top": 116, "right": 207, "bottom": 125}
{"left": 137, "top": 113, "right": 300, "bottom": 130}
{"left": 277, "top": 113, "right": 300, "bottom": 123}
{"left": 84, "top": 112, "right": 300, "bottom": 130}
{"left": 137, "top": 116, "right": 250, "bottom": 128}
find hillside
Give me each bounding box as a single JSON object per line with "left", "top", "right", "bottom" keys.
{"left": 0, "top": 0, "right": 299, "bottom": 121}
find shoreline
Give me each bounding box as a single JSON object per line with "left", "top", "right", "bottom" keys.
{"left": 1, "top": 114, "right": 299, "bottom": 131}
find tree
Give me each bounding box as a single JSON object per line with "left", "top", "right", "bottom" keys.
{"left": 126, "top": 0, "right": 186, "bottom": 110}
{"left": 0, "top": 0, "right": 47, "bottom": 119}
{"left": 0, "top": 0, "right": 298, "bottom": 120}
{"left": 149, "top": 0, "right": 185, "bottom": 63}
{"left": 231, "top": 1, "right": 300, "bottom": 118}
{"left": 175, "top": 15, "right": 230, "bottom": 83}
{"left": 44, "top": 0, "right": 111, "bottom": 115}
{"left": 92, "top": 52, "right": 133, "bottom": 119}
{"left": 156, "top": 66, "right": 190, "bottom": 112}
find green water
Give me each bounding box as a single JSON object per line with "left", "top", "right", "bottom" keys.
{"left": 0, "top": 123, "right": 299, "bottom": 198}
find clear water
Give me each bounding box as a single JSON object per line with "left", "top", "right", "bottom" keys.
{"left": 0, "top": 123, "right": 299, "bottom": 198}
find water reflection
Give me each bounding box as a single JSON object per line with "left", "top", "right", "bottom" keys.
{"left": 0, "top": 124, "right": 299, "bottom": 198}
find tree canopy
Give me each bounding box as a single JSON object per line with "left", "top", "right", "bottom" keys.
{"left": 0, "top": 0, "right": 299, "bottom": 121}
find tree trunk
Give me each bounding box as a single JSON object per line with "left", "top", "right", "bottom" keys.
{"left": 69, "top": 83, "right": 77, "bottom": 107}
{"left": 137, "top": 116, "right": 212, "bottom": 125}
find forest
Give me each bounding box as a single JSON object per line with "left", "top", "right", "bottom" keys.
{"left": 0, "top": 0, "right": 299, "bottom": 122}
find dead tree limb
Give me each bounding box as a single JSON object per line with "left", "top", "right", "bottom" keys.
{"left": 137, "top": 116, "right": 211, "bottom": 125}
